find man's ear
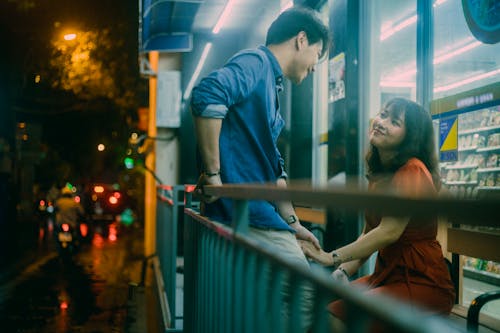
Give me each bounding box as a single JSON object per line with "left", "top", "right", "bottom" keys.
{"left": 296, "top": 31, "right": 307, "bottom": 50}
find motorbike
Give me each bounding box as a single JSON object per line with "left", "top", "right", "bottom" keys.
{"left": 56, "top": 223, "right": 79, "bottom": 256}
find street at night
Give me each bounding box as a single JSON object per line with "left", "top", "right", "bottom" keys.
{"left": 0, "top": 221, "right": 145, "bottom": 333}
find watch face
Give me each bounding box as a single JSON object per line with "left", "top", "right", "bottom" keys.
{"left": 462, "top": 0, "right": 500, "bottom": 44}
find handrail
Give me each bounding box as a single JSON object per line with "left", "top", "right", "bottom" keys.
{"left": 198, "top": 183, "right": 500, "bottom": 332}
{"left": 184, "top": 207, "right": 465, "bottom": 332}
{"left": 203, "top": 184, "right": 500, "bottom": 227}
{"left": 155, "top": 185, "right": 186, "bottom": 331}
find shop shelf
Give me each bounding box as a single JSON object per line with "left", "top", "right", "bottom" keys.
{"left": 464, "top": 266, "right": 500, "bottom": 287}
{"left": 459, "top": 124, "right": 500, "bottom": 136}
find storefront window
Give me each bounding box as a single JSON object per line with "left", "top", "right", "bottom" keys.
{"left": 433, "top": 1, "right": 500, "bottom": 99}
{"left": 433, "top": 1, "right": 500, "bottom": 323}
{"left": 377, "top": 0, "right": 417, "bottom": 107}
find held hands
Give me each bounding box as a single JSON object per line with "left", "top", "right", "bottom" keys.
{"left": 299, "top": 240, "right": 334, "bottom": 266}
{"left": 331, "top": 268, "right": 350, "bottom": 285}
{"left": 194, "top": 172, "right": 222, "bottom": 203}
{"left": 293, "top": 224, "right": 321, "bottom": 250}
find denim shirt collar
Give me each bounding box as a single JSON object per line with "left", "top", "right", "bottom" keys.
{"left": 258, "top": 45, "right": 284, "bottom": 89}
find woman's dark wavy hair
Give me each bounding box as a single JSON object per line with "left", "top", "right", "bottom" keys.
{"left": 265, "top": 6, "right": 331, "bottom": 61}
{"left": 365, "top": 98, "right": 441, "bottom": 190}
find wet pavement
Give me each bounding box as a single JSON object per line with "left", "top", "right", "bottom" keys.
{"left": 0, "top": 221, "right": 145, "bottom": 333}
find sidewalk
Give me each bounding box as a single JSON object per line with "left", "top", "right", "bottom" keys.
{"left": 125, "top": 255, "right": 184, "bottom": 333}
{"left": 124, "top": 227, "right": 161, "bottom": 333}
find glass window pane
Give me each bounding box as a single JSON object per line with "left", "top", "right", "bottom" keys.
{"left": 378, "top": 0, "right": 417, "bottom": 105}
{"left": 433, "top": 1, "right": 500, "bottom": 99}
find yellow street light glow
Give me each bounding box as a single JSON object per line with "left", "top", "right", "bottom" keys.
{"left": 97, "top": 144, "right": 105, "bottom": 151}
{"left": 94, "top": 185, "right": 104, "bottom": 193}
{"left": 64, "top": 33, "right": 76, "bottom": 41}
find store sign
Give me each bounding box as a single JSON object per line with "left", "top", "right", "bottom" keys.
{"left": 439, "top": 116, "right": 458, "bottom": 162}
{"left": 456, "top": 92, "right": 494, "bottom": 109}
{"left": 431, "top": 82, "right": 500, "bottom": 116}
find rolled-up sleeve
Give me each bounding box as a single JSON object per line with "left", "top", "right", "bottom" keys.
{"left": 190, "top": 53, "right": 264, "bottom": 118}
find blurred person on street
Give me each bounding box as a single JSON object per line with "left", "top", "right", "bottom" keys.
{"left": 301, "top": 98, "right": 456, "bottom": 331}
{"left": 190, "top": 6, "right": 330, "bottom": 330}
{"left": 55, "top": 187, "right": 84, "bottom": 229}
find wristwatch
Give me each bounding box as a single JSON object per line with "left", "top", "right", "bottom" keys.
{"left": 286, "top": 215, "right": 297, "bottom": 225}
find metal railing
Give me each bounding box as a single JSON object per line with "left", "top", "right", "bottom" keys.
{"left": 155, "top": 184, "right": 192, "bottom": 331}
{"left": 180, "top": 183, "right": 500, "bottom": 332}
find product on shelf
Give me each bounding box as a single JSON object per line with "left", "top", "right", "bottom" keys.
{"left": 441, "top": 106, "right": 500, "bottom": 198}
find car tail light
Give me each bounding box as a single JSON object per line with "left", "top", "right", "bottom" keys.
{"left": 80, "top": 223, "right": 88, "bottom": 237}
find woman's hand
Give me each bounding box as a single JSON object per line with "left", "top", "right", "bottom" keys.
{"left": 299, "top": 240, "right": 334, "bottom": 266}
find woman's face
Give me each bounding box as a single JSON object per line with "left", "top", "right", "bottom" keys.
{"left": 369, "top": 107, "right": 406, "bottom": 153}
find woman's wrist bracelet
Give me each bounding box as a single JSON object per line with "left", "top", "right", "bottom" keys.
{"left": 331, "top": 251, "right": 342, "bottom": 270}
{"left": 204, "top": 170, "right": 220, "bottom": 177}
{"left": 338, "top": 267, "right": 350, "bottom": 278}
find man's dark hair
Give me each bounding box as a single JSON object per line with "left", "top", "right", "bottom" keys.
{"left": 266, "top": 6, "right": 330, "bottom": 60}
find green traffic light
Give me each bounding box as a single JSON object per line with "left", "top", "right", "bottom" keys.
{"left": 124, "top": 157, "right": 134, "bottom": 169}
{"left": 120, "top": 208, "right": 134, "bottom": 226}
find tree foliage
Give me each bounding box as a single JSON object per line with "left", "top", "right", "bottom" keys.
{"left": 49, "top": 28, "right": 140, "bottom": 109}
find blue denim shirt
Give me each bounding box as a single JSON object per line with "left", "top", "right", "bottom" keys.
{"left": 191, "top": 45, "right": 293, "bottom": 231}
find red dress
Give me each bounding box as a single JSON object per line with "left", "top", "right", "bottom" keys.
{"left": 328, "top": 158, "right": 455, "bottom": 318}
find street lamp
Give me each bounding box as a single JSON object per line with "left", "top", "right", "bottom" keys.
{"left": 63, "top": 33, "right": 76, "bottom": 41}
{"left": 97, "top": 144, "right": 105, "bottom": 151}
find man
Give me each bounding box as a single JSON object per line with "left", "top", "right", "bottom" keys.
{"left": 55, "top": 187, "right": 84, "bottom": 229}
{"left": 190, "top": 6, "right": 330, "bottom": 328}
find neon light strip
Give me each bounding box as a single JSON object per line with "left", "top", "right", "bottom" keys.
{"left": 212, "top": 0, "right": 236, "bottom": 34}
{"left": 385, "top": 39, "right": 482, "bottom": 82}
{"left": 433, "top": 41, "right": 481, "bottom": 65}
{"left": 380, "top": 16, "right": 417, "bottom": 41}
{"left": 388, "top": 68, "right": 417, "bottom": 82}
{"left": 434, "top": 68, "right": 500, "bottom": 93}
{"left": 381, "top": 68, "right": 500, "bottom": 92}
{"left": 183, "top": 43, "right": 213, "bottom": 100}
{"left": 380, "top": 81, "right": 415, "bottom": 88}
{"left": 380, "top": 0, "right": 448, "bottom": 41}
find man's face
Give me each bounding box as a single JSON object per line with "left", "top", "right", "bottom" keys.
{"left": 289, "top": 32, "right": 323, "bottom": 84}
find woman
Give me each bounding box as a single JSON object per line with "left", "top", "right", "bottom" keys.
{"left": 302, "top": 98, "right": 455, "bottom": 323}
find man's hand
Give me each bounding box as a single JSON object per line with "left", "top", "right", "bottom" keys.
{"left": 331, "top": 268, "right": 350, "bottom": 284}
{"left": 298, "top": 240, "right": 334, "bottom": 266}
{"left": 293, "top": 223, "right": 321, "bottom": 250}
{"left": 194, "top": 173, "right": 222, "bottom": 203}
{"left": 275, "top": 177, "right": 321, "bottom": 249}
